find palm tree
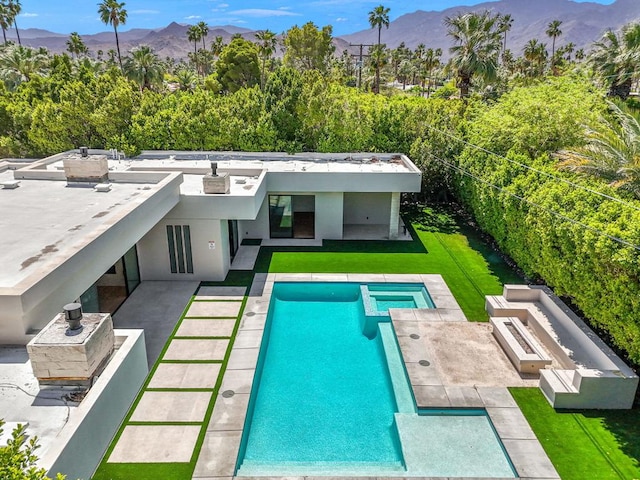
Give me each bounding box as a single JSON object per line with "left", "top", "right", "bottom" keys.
{"left": 498, "top": 13, "right": 513, "bottom": 55}
{"left": 546, "top": 19, "right": 562, "bottom": 71}
{"left": 255, "top": 29, "right": 277, "bottom": 89}
{"left": 124, "top": 44, "right": 164, "bottom": 91}
{"left": 422, "top": 47, "right": 442, "bottom": 97}
{"left": 211, "top": 35, "right": 225, "bottom": 58}
{"left": 66, "top": 32, "right": 88, "bottom": 59}
{"left": 187, "top": 25, "right": 201, "bottom": 56}
{"left": 368, "top": 43, "right": 387, "bottom": 93}
{"left": 7, "top": 0, "right": 21, "bottom": 46}
{"left": 174, "top": 68, "right": 197, "bottom": 92}
{"left": 555, "top": 102, "right": 640, "bottom": 197}
{"left": 368, "top": 4, "right": 390, "bottom": 93}
{"left": 444, "top": 10, "right": 502, "bottom": 98}
{"left": 197, "top": 21, "right": 209, "bottom": 50}
{"left": 523, "top": 39, "right": 547, "bottom": 77}
{"left": 98, "top": 0, "right": 127, "bottom": 73}
{"left": 0, "top": 44, "right": 46, "bottom": 84}
{"left": 590, "top": 23, "right": 640, "bottom": 100}
{"left": 0, "top": 3, "right": 10, "bottom": 44}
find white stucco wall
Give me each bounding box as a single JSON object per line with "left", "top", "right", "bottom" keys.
{"left": 137, "top": 215, "right": 229, "bottom": 282}
{"left": 343, "top": 193, "right": 392, "bottom": 224}
{"left": 315, "top": 192, "right": 344, "bottom": 239}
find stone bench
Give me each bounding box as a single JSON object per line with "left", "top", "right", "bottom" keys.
{"left": 489, "top": 316, "right": 552, "bottom": 374}
{"left": 486, "top": 285, "right": 638, "bottom": 409}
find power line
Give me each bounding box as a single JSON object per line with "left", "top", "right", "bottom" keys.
{"left": 422, "top": 123, "right": 640, "bottom": 213}
{"left": 430, "top": 154, "right": 640, "bottom": 252}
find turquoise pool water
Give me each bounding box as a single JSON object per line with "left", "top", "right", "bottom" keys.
{"left": 237, "top": 282, "right": 404, "bottom": 475}
{"left": 236, "top": 282, "right": 516, "bottom": 477}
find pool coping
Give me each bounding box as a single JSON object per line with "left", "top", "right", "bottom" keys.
{"left": 192, "top": 273, "right": 560, "bottom": 480}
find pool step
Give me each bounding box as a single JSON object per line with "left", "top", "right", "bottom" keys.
{"left": 379, "top": 323, "right": 415, "bottom": 414}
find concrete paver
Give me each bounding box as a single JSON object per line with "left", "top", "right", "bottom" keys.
{"left": 476, "top": 387, "right": 519, "bottom": 408}
{"left": 444, "top": 386, "right": 484, "bottom": 408}
{"left": 192, "top": 430, "right": 242, "bottom": 477}
{"left": 147, "top": 362, "right": 221, "bottom": 389}
{"left": 226, "top": 347, "right": 259, "bottom": 370}
{"left": 197, "top": 286, "right": 247, "bottom": 296}
{"left": 207, "top": 393, "right": 250, "bottom": 431}
{"left": 413, "top": 385, "right": 450, "bottom": 408}
{"left": 109, "top": 425, "right": 200, "bottom": 463}
{"left": 502, "top": 439, "right": 560, "bottom": 478}
{"left": 405, "top": 362, "right": 441, "bottom": 386}
{"left": 186, "top": 301, "right": 242, "bottom": 318}
{"left": 219, "top": 369, "right": 256, "bottom": 394}
{"left": 164, "top": 339, "right": 229, "bottom": 361}
{"left": 129, "top": 391, "right": 212, "bottom": 423}
{"left": 234, "top": 329, "right": 263, "bottom": 349}
{"left": 487, "top": 407, "right": 538, "bottom": 440}
{"left": 238, "top": 313, "right": 267, "bottom": 331}
{"left": 176, "top": 319, "right": 236, "bottom": 337}
{"left": 230, "top": 245, "right": 260, "bottom": 270}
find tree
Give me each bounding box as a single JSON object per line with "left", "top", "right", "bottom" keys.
{"left": 7, "top": 0, "right": 20, "bottom": 45}
{"left": 444, "top": 10, "right": 502, "bottom": 97}
{"left": 498, "top": 13, "right": 513, "bottom": 62}
{"left": 187, "top": 25, "right": 201, "bottom": 56}
{"left": 197, "top": 21, "right": 209, "bottom": 50}
{"left": 124, "top": 45, "right": 164, "bottom": 91}
{"left": 556, "top": 102, "right": 640, "bottom": 197}
{"left": 66, "top": 32, "right": 88, "bottom": 60}
{"left": 0, "top": 45, "right": 47, "bottom": 85}
{"left": 174, "top": 68, "right": 197, "bottom": 91}
{"left": 368, "top": 4, "right": 390, "bottom": 93}
{"left": 523, "top": 39, "right": 547, "bottom": 77}
{"left": 283, "top": 22, "right": 334, "bottom": 73}
{"left": 368, "top": 43, "right": 387, "bottom": 93}
{"left": 98, "top": 0, "right": 127, "bottom": 73}
{"left": 590, "top": 23, "right": 640, "bottom": 100}
{"left": 0, "top": 2, "right": 10, "bottom": 44}
{"left": 0, "top": 420, "right": 66, "bottom": 479}
{"left": 422, "top": 47, "right": 442, "bottom": 97}
{"left": 211, "top": 35, "right": 225, "bottom": 58}
{"left": 546, "top": 19, "right": 563, "bottom": 72}
{"left": 255, "top": 29, "right": 277, "bottom": 89}
{"left": 216, "top": 37, "right": 260, "bottom": 93}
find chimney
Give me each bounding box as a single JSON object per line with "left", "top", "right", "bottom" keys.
{"left": 64, "top": 302, "right": 83, "bottom": 330}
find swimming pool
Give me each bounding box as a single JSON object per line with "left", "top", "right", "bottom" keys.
{"left": 236, "top": 282, "right": 516, "bottom": 477}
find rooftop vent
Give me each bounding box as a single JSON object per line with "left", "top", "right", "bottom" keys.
{"left": 63, "top": 302, "right": 83, "bottom": 330}
{"left": 94, "top": 183, "right": 112, "bottom": 193}
{"left": 211, "top": 161, "right": 218, "bottom": 177}
{"left": 1, "top": 180, "right": 20, "bottom": 189}
{"left": 79, "top": 146, "right": 89, "bottom": 158}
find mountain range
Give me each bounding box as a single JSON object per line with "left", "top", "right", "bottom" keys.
{"left": 4, "top": 0, "right": 640, "bottom": 60}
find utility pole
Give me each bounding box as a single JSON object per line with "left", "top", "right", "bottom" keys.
{"left": 350, "top": 43, "right": 374, "bottom": 89}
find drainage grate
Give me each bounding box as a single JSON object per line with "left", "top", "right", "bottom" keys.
{"left": 222, "top": 390, "right": 235, "bottom": 398}
{"left": 410, "top": 333, "right": 420, "bottom": 340}
{"left": 419, "top": 360, "right": 431, "bottom": 367}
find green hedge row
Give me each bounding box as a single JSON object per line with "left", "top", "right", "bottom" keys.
{"left": 433, "top": 77, "right": 640, "bottom": 363}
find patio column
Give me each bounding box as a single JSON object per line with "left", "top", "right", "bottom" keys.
{"left": 389, "top": 192, "right": 400, "bottom": 239}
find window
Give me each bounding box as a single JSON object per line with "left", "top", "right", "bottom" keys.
{"left": 166, "top": 225, "right": 194, "bottom": 274}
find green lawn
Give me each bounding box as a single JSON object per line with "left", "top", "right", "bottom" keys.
{"left": 510, "top": 388, "right": 640, "bottom": 480}
{"left": 257, "top": 220, "right": 522, "bottom": 321}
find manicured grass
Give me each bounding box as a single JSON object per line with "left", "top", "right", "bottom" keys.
{"left": 510, "top": 387, "right": 640, "bottom": 480}
{"left": 259, "top": 219, "right": 521, "bottom": 321}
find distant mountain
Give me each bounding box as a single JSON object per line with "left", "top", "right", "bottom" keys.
{"left": 339, "top": 0, "right": 640, "bottom": 58}
{"left": 5, "top": 0, "right": 639, "bottom": 61}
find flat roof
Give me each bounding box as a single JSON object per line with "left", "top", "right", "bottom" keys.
{"left": 0, "top": 170, "right": 173, "bottom": 289}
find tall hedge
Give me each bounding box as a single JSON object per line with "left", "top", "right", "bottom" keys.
{"left": 440, "top": 77, "right": 640, "bottom": 362}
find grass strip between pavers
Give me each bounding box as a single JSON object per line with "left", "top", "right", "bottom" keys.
{"left": 509, "top": 387, "right": 640, "bottom": 480}
{"left": 92, "top": 289, "right": 248, "bottom": 480}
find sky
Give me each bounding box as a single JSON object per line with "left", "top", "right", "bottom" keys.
{"left": 17, "top": 0, "right": 616, "bottom": 36}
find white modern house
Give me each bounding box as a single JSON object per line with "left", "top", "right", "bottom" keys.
{"left": 0, "top": 149, "right": 422, "bottom": 344}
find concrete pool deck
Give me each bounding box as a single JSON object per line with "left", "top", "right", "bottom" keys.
{"left": 193, "top": 273, "right": 560, "bottom": 480}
